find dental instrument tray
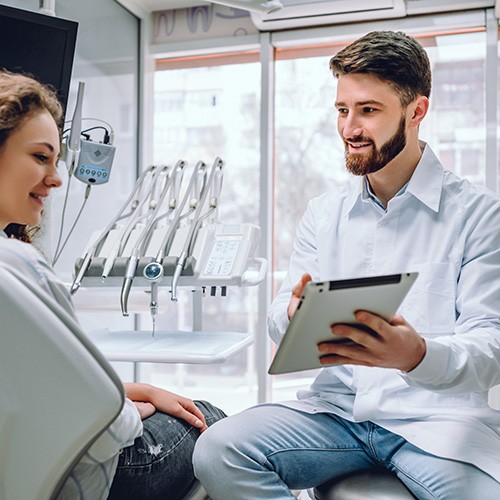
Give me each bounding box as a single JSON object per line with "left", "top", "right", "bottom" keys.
{"left": 86, "top": 329, "right": 254, "bottom": 364}
{"left": 268, "top": 272, "right": 418, "bottom": 375}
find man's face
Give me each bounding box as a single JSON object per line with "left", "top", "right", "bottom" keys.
{"left": 335, "top": 73, "right": 408, "bottom": 176}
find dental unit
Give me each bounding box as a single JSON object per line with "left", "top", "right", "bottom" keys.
{"left": 72, "top": 158, "right": 267, "bottom": 333}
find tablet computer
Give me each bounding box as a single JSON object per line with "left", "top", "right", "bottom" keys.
{"left": 268, "top": 272, "right": 418, "bottom": 375}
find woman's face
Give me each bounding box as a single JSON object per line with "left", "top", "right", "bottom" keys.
{"left": 0, "top": 110, "right": 61, "bottom": 230}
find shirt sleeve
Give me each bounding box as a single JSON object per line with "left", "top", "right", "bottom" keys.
{"left": 0, "top": 236, "right": 75, "bottom": 317}
{"left": 80, "top": 398, "right": 143, "bottom": 463}
{"left": 56, "top": 400, "right": 142, "bottom": 500}
{"left": 268, "top": 198, "right": 321, "bottom": 344}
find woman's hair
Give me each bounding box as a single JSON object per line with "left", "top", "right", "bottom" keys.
{"left": 0, "top": 70, "right": 64, "bottom": 242}
{"left": 329, "top": 31, "right": 432, "bottom": 106}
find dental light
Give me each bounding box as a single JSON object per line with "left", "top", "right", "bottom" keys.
{"left": 205, "top": 0, "right": 283, "bottom": 15}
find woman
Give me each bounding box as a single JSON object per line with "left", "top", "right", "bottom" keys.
{"left": 0, "top": 70, "right": 225, "bottom": 499}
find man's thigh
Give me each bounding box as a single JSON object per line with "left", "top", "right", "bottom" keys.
{"left": 390, "top": 440, "right": 500, "bottom": 500}
{"left": 206, "top": 404, "right": 377, "bottom": 490}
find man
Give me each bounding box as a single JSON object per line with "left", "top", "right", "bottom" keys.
{"left": 193, "top": 31, "right": 500, "bottom": 499}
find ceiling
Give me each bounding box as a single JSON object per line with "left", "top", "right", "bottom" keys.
{"left": 123, "top": 0, "right": 497, "bottom": 16}
{"left": 132, "top": 0, "right": 210, "bottom": 10}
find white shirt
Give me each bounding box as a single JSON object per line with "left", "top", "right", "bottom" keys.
{"left": 268, "top": 142, "right": 500, "bottom": 482}
{"left": 0, "top": 231, "right": 143, "bottom": 499}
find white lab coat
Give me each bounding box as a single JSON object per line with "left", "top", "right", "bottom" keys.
{"left": 268, "top": 143, "right": 500, "bottom": 482}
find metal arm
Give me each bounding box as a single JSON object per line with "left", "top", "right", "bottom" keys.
{"left": 120, "top": 165, "right": 172, "bottom": 316}
{"left": 170, "top": 157, "right": 224, "bottom": 301}
{"left": 70, "top": 164, "right": 157, "bottom": 294}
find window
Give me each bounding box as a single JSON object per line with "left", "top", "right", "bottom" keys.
{"left": 150, "top": 9, "right": 497, "bottom": 410}
{"left": 150, "top": 56, "right": 262, "bottom": 414}
{"left": 420, "top": 32, "right": 486, "bottom": 186}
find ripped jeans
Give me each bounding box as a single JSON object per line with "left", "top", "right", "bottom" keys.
{"left": 108, "top": 400, "right": 226, "bottom": 500}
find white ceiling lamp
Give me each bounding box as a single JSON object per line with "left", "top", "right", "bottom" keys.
{"left": 205, "top": 0, "right": 283, "bottom": 14}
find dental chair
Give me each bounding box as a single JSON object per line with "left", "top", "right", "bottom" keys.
{"left": 0, "top": 264, "right": 209, "bottom": 500}
{"left": 0, "top": 264, "right": 125, "bottom": 500}
{"left": 313, "top": 467, "right": 416, "bottom": 499}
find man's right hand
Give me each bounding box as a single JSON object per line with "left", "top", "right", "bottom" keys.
{"left": 287, "top": 273, "right": 313, "bottom": 320}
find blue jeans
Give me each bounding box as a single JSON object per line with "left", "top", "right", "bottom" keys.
{"left": 108, "top": 400, "right": 226, "bottom": 500}
{"left": 192, "top": 404, "right": 500, "bottom": 500}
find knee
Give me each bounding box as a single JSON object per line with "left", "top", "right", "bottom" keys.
{"left": 194, "top": 400, "right": 227, "bottom": 426}
{"left": 193, "top": 420, "right": 229, "bottom": 478}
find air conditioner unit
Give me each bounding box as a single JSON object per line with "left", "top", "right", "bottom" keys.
{"left": 251, "top": 0, "right": 407, "bottom": 31}
{"left": 406, "top": 0, "right": 494, "bottom": 15}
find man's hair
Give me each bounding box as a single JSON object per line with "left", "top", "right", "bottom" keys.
{"left": 0, "top": 70, "right": 63, "bottom": 242}
{"left": 329, "top": 31, "right": 432, "bottom": 106}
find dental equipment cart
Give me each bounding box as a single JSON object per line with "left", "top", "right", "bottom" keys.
{"left": 71, "top": 158, "right": 267, "bottom": 372}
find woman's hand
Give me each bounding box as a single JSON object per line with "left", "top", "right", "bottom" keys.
{"left": 133, "top": 401, "right": 156, "bottom": 420}
{"left": 124, "top": 383, "right": 208, "bottom": 431}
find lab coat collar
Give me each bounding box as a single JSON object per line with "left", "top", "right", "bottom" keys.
{"left": 405, "top": 141, "right": 444, "bottom": 213}
{"left": 344, "top": 176, "right": 365, "bottom": 215}
{"left": 345, "top": 141, "right": 444, "bottom": 215}
{"left": 0, "top": 229, "right": 7, "bottom": 239}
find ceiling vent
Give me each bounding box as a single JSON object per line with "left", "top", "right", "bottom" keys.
{"left": 251, "top": 0, "right": 407, "bottom": 31}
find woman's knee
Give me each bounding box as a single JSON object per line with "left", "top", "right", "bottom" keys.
{"left": 194, "top": 400, "right": 227, "bottom": 426}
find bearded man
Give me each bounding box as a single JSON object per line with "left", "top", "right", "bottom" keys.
{"left": 193, "top": 31, "right": 500, "bottom": 500}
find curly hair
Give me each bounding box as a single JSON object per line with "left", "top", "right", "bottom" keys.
{"left": 329, "top": 31, "right": 431, "bottom": 106}
{"left": 0, "top": 70, "right": 63, "bottom": 242}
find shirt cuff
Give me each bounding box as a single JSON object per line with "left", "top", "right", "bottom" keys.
{"left": 399, "top": 338, "right": 450, "bottom": 387}
{"left": 268, "top": 309, "right": 290, "bottom": 344}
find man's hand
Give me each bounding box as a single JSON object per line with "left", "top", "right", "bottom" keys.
{"left": 287, "top": 273, "right": 313, "bottom": 320}
{"left": 124, "top": 383, "right": 208, "bottom": 432}
{"left": 317, "top": 311, "right": 426, "bottom": 372}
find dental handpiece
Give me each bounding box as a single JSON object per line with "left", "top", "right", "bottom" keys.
{"left": 170, "top": 251, "right": 187, "bottom": 302}
{"left": 150, "top": 281, "right": 158, "bottom": 337}
{"left": 120, "top": 254, "right": 139, "bottom": 316}
{"left": 143, "top": 261, "right": 163, "bottom": 337}
{"left": 70, "top": 251, "right": 93, "bottom": 295}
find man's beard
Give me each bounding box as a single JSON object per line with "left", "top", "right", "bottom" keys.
{"left": 344, "top": 116, "right": 407, "bottom": 176}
